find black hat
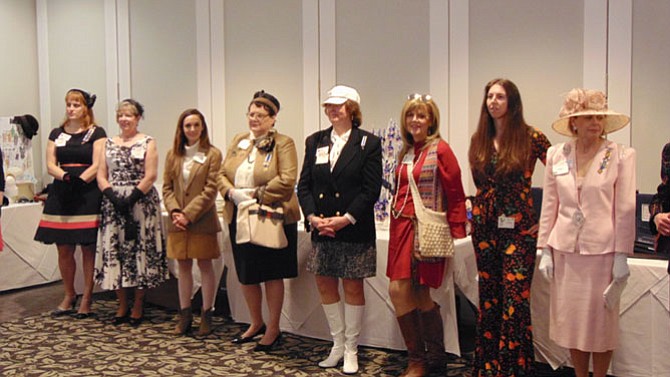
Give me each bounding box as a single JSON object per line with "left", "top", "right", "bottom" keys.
{"left": 11, "top": 114, "right": 39, "bottom": 140}
{"left": 69, "top": 88, "right": 97, "bottom": 108}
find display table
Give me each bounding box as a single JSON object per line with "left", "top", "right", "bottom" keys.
{"left": 0, "top": 203, "right": 60, "bottom": 291}
{"left": 224, "top": 226, "right": 478, "bottom": 356}
{"left": 531, "top": 256, "right": 670, "bottom": 376}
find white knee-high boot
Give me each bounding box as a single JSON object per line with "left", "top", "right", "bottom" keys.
{"left": 343, "top": 304, "right": 364, "bottom": 374}
{"left": 319, "top": 301, "right": 345, "bottom": 368}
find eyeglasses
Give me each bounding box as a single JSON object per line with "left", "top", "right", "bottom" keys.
{"left": 407, "top": 93, "right": 432, "bottom": 102}
{"left": 247, "top": 112, "right": 269, "bottom": 121}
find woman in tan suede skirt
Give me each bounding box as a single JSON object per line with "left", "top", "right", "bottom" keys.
{"left": 163, "top": 108, "right": 222, "bottom": 336}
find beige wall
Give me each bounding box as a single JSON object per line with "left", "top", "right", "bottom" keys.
{"left": 632, "top": 1, "right": 670, "bottom": 193}
{"left": 0, "top": 0, "right": 41, "bottom": 181}
{"left": 224, "top": 0, "right": 303, "bottom": 161}
{"left": 335, "top": 0, "right": 430, "bottom": 131}
{"left": 7, "top": 0, "right": 670, "bottom": 194}
{"left": 469, "top": 0, "right": 584, "bottom": 189}
{"left": 128, "top": 0, "right": 199, "bottom": 181}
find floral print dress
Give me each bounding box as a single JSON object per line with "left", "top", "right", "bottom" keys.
{"left": 95, "top": 136, "right": 168, "bottom": 291}
{"left": 470, "top": 128, "right": 551, "bottom": 377}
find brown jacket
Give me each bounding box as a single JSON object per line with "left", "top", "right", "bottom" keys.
{"left": 219, "top": 131, "right": 300, "bottom": 225}
{"left": 163, "top": 146, "right": 223, "bottom": 235}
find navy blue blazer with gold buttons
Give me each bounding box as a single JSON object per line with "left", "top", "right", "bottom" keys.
{"left": 297, "top": 126, "right": 382, "bottom": 244}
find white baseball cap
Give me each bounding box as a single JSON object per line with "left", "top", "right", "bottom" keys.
{"left": 322, "top": 85, "right": 360, "bottom": 105}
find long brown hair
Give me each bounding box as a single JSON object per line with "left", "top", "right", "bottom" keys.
{"left": 172, "top": 108, "right": 212, "bottom": 156}
{"left": 469, "top": 78, "right": 531, "bottom": 177}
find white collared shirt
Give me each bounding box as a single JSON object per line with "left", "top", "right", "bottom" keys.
{"left": 329, "top": 128, "right": 351, "bottom": 171}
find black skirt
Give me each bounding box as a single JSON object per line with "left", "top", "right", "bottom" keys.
{"left": 228, "top": 207, "right": 298, "bottom": 285}
{"left": 34, "top": 165, "right": 102, "bottom": 245}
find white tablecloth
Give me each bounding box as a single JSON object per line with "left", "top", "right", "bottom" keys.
{"left": 531, "top": 255, "right": 670, "bottom": 376}
{"left": 223, "top": 222, "right": 670, "bottom": 374}
{"left": 0, "top": 203, "right": 60, "bottom": 291}
{"left": 224, "top": 226, "right": 478, "bottom": 356}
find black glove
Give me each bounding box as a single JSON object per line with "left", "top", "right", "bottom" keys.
{"left": 124, "top": 215, "right": 138, "bottom": 241}
{"left": 103, "top": 188, "right": 127, "bottom": 211}
{"left": 71, "top": 175, "right": 87, "bottom": 188}
{"left": 124, "top": 187, "right": 145, "bottom": 208}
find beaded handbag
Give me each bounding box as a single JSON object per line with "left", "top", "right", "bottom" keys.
{"left": 406, "top": 164, "right": 454, "bottom": 258}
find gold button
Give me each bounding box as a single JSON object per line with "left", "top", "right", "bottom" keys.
{"left": 319, "top": 193, "right": 324, "bottom": 199}
{"left": 335, "top": 192, "right": 340, "bottom": 198}
{"left": 336, "top": 211, "right": 341, "bottom": 216}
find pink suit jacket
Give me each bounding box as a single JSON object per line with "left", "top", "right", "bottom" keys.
{"left": 537, "top": 140, "right": 636, "bottom": 255}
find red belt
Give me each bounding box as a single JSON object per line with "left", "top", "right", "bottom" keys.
{"left": 60, "top": 163, "right": 90, "bottom": 167}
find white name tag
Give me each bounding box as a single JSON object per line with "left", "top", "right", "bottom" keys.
{"left": 552, "top": 161, "right": 569, "bottom": 176}
{"left": 315, "top": 146, "right": 329, "bottom": 165}
{"left": 131, "top": 146, "right": 145, "bottom": 160}
{"left": 498, "top": 215, "right": 515, "bottom": 229}
{"left": 193, "top": 152, "right": 206, "bottom": 164}
{"left": 237, "top": 139, "right": 251, "bottom": 150}
{"left": 54, "top": 133, "right": 71, "bottom": 147}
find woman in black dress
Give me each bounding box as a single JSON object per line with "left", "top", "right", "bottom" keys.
{"left": 34, "top": 89, "right": 106, "bottom": 318}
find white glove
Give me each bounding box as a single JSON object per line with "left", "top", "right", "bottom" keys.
{"left": 229, "top": 188, "right": 254, "bottom": 206}
{"left": 538, "top": 247, "right": 554, "bottom": 280}
{"left": 603, "top": 279, "right": 627, "bottom": 310}
{"left": 612, "top": 252, "right": 630, "bottom": 283}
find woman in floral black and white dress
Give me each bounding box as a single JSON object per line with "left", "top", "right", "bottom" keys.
{"left": 95, "top": 99, "right": 168, "bottom": 327}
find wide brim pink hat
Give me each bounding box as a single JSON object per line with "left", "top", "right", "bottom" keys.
{"left": 551, "top": 88, "right": 630, "bottom": 137}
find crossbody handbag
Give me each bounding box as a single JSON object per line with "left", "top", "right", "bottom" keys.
{"left": 406, "top": 162, "right": 454, "bottom": 258}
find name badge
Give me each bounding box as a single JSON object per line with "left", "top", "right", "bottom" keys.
{"left": 131, "top": 146, "right": 145, "bottom": 160}
{"left": 315, "top": 146, "right": 329, "bottom": 165}
{"left": 552, "top": 161, "right": 569, "bottom": 176}
{"left": 193, "top": 152, "right": 206, "bottom": 164}
{"left": 497, "top": 215, "right": 515, "bottom": 229}
{"left": 402, "top": 153, "right": 414, "bottom": 165}
{"left": 54, "top": 133, "right": 71, "bottom": 147}
{"left": 237, "top": 139, "right": 251, "bottom": 150}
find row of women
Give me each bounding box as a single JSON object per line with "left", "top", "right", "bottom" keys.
{"left": 31, "top": 79, "right": 645, "bottom": 377}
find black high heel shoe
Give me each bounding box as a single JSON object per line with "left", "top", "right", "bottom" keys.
{"left": 128, "top": 315, "right": 144, "bottom": 327}
{"left": 253, "top": 332, "right": 282, "bottom": 352}
{"left": 231, "top": 324, "right": 266, "bottom": 344}
{"left": 74, "top": 297, "right": 96, "bottom": 319}
{"left": 128, "top": 292, "right": 146, "bottom": 327}
{"left": 51, "top": 296, "right": 78, "bottom": 317}
{"left": 111, "top": 310, "right": 130, "bottom": 326}
{"left": 74, "top": 312, "right": 97, "bottom": 320}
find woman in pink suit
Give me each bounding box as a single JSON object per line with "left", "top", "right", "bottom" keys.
{"left": 537, "top": 88, "right": 636, "bottom": 377}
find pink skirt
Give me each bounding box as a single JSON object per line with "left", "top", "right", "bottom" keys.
{"left": 550, "top": 249, "right": 618, "bottom": 352}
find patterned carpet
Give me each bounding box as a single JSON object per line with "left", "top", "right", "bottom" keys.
{"left": 0, "top": 299, "right": 473, "bottom": 376}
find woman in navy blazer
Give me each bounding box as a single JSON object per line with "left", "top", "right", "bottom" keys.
{"left": 297, "top": 85, "right": 382, "bottom": 374}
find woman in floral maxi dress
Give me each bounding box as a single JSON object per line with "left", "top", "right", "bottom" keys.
{"left": 469, "top": 79, "right": 551, "bottom": 376}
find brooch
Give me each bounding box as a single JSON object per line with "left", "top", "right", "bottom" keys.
{"left": 597, "top": 147, "right": 612, "bottom": 174}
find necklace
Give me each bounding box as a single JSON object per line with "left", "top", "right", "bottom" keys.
{"left": 391, "top": 151, "right": 423, "bottom": 219}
